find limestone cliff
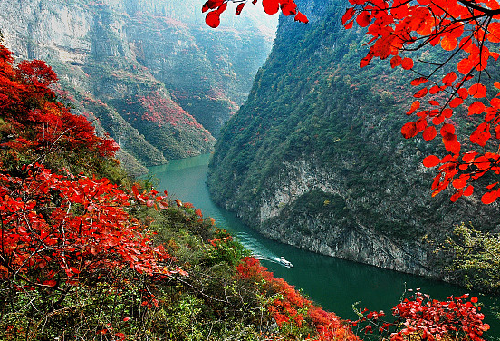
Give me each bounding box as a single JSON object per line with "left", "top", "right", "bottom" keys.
{"left": 207, "top": 0, "right": 499, "bottom": 276}
{"left": 0, "top": 0, "right": 275, "bottom": 176}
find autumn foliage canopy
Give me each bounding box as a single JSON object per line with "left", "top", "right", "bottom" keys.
{"left": 0, "top": 43, "right": 176, "bottom": 288}
{"left": 204, "top": 0, "right": 500, "bottom": 205}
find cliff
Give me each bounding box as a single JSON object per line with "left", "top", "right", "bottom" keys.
{"left": 0, "top": 0, "right": 275, "bottom": 176}
{"left": 207, "top": 0, "right": 499, "bottom": 276}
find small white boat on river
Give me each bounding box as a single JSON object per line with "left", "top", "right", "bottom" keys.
{"left": 277, "top": 257, "right": 293, "bottom": 268}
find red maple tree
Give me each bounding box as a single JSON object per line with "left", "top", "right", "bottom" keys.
{"left": 203, "top": 0, "right": 500, "bottom": 204}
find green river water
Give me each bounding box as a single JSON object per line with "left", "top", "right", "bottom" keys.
{"left": 148, "top": 153, "right": 500, "bottom": 338}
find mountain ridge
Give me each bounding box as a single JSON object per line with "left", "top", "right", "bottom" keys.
{"left": 207, "top": 0, "right": 499, "bottom": 276}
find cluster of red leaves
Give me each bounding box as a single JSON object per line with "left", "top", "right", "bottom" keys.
{"left": 392, "top": 292, "right": 489, "bottom": 341}
{"left": 137, "top": 92, "right": 207, "bottom": 132}
{"left": 202, "top": 0, "right": 308, "bottom": 28}
{"left": 342, "top": 0, "right": 500, "bottom": 203}
{"left": 0, "top": 45, "right": 118, "bottom": 161}
{"left": 0, "top": 44, "right": 188, "bottom": 290}
{"left": 236, "top": 257, "right": 357, "bottom": 340}
{"left": 0, "top": 163, "right": 180, "bottom": 287}
{"left": 351, "top": 291, "right": 489, "bottom": 341}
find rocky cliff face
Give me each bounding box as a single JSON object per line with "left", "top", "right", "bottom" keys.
{"left": 207, "top": 0, "right": 499, "bottom": 276}
{"left": 0, "top": 0, "right": 275, "bottom": 176}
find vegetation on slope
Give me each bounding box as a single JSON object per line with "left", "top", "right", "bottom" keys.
{"left": 0, "top": 0, "right": 277, "bottom": 173}
{"left": 0, "top": 35, "right": 491, "bottom": 340}
{"left": 207, "top": 0, "right": 498, "bottom": 276}
{"left": 0, "top": 42, "right": 361, "bottom": 341}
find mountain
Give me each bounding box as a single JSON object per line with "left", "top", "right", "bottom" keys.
{"left": 207, "top": 0, "right": 499, "bottom": 276}
{"left": 0, "top": 0, "right": 276, "bottom": 176}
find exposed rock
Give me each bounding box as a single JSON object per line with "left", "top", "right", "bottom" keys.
{"left": 208, "top": 0, "right": 499, "bottom": 277}
{"left": 0, "top": 0, "right": 276, "bottom": 173}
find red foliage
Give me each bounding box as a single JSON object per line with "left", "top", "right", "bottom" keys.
{"left": 0, "top": 44, "right": 182, "bottom": 288}
{"left": 341, "top": 0, "right": 500, "bottom": 203}
{"left": 208, "top": 1, "right": 500, "bottom": 204}
{"left": 202, "top": 0, "right": 308, "bottom": 28}
{"left": 0, "top": 164, "right": 175, "bottom": 285}
{"left": 351, "top": 291, "right": 489, "bottom": 341}
{"left": 236, "top": 257, "right": 357, "bottom": 340}
{"left": 0, "top": 45, "right": 118, "bottom": 161}
{"left": 127, "top": 92, "right": 212, "bottom": 144}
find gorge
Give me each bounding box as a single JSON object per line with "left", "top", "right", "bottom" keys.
{"left": 207, "top": 0, "right": 500, "bottom": 278}
{"left": 1, "top": 0, "right": 499, "bottom": 339}
{"left": 0, "top": 0, "right": 275, "bottom": 176}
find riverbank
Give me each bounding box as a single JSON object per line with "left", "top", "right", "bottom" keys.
{"left": 148, "top": 154, "right": 500, "bottom": 336}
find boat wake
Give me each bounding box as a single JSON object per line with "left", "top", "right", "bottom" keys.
{"left": 234, "top": 232, "right": 293, "bottom": 268}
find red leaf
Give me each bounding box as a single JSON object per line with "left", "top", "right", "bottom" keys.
{"left": 463, "top": 185, "right": 474, "bottom": 197}
{"left": 482, "top": 191, "right": 498, "bottom": 204}
{"left": 206, "top": 11, "right": 221, "bottom": 28}
{"left": 411, "top": 77, "right": 428, "bottom": 86}
{"left": 390, "top": 55, "right": 402, "bottom": 68}
{"left": 132, "top": 184, "right": 139, "bottom": 197}
{"left": 413, "top": 88, "right": 428, "bottom": 98}
{"left": 462, "top": 151, "right": 477, "bottom": 163}
{"left": 443, "top": 139, "right": 461, "bottom": 154}
{"left": 401, "top": 122, "right": 418, "bottom": 139}
{"left": 43, "top": 279, "right": 57, "bottom": 287}
{"left": 457, "top": 87, "right": 468, "bottom": 99}
{"left": 342, "top": 8, "right": 355, "bottom": 25}
{"left": 281, "top": 2, "right": 297, "bottom": 15}
{"left": 423, "top": 155, "right": 440, "bottom": 168}
{"left": 401, "top": 58, "right": 413, "bottom": 70}
{"left": 441, "top": 35, "right": 457, "bottom": 51}
{"left": 450, "top": 190, "right": 463, "bottom": 202}
{"left": 407, "top": 101, "right": 420, "bottom": 115}
{"left": 449, "top": 97, "right": 463, "bottom": 108}
{"left": 457, "top": 58, "right": 473, "bottom": 74}
{"left": 360, "top": 54, "right": 373, "bottom": 68}
{"left": 468, "top": 83, "right": 487, "bottom": 98}
{"left": 344, "top": 21, "right": 354, "bottom": 29}
{"left": 468, "top": 102, "right": 486, "bottom": 115}
{"left": 442, "top": 72, "right": 457, "bottom": 85}
{"left": 356, "top": 12, "right": 371, "bottom": 27}
{"left": 486, "top": 182, "right": 498, "bottom": 190}
{"left": 263, "top": 0, "right": 280, "bottom": 15}
{"left": 236, "top": 3, "right": 245, "bottom": 15}
{"left": 452, "top": 177, "right": 468, "bottom": 190}
{"left": 422, "top": 126, "right": 437, "bottom": 141}
{"left": 294, "top": 11, "right": 309, "bottom": 23}
{"left": 470, "top": 122, "right": 491, "bottom": 147}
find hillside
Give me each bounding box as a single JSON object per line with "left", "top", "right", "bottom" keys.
{"left": 0, "top": 0, "right": 276, "bottom": 176}
{"left": 0, "top": 41, "right": 361, "bottom": 341}
{"left": 0, "top": 8, "right": 492, "bottom": 341}
{"left": 207, "top": 0, "right": 499, "bottom": 277}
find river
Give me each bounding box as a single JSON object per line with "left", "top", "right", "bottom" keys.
{"left": 148, "top": 153, "right": 500, "bottom": 337}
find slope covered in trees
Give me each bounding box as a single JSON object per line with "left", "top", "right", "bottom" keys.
{"left": 0, "top": 0, "right": 275, "bottom": 176}
{"left": 207, "top": 0, "right": 499, "bottom": 276}
{"left": 0, "top": 42, "right": 362, "bottom": 341}
{"left": 0, "top": 20, "right": 491, "bottom": 341}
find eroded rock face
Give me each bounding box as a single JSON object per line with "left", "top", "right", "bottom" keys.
{"left": 0, "top": 0, "right": 276, "bottom": 175}
{"left": 208, "top": 0, "right": 499, "bottom": 277}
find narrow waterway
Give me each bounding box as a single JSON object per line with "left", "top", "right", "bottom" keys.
{"left": 148, "top": 153, "right": 499, "bottom": 337}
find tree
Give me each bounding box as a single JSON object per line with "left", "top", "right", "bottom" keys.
{"left": 203, "top": 0, "right": 500, "bottom": 205}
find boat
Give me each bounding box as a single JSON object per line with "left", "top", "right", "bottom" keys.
{"left": 278, "top": 257, "right": 293, "bottom": 268}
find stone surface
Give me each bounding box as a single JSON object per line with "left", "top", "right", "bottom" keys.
{"left": 0, "top": 0, "right": 276, "bottom": 175}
